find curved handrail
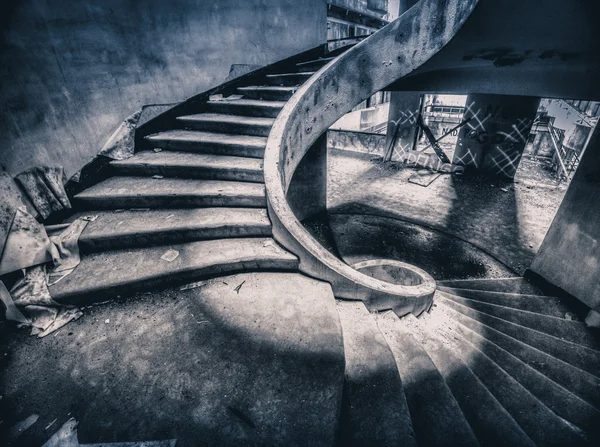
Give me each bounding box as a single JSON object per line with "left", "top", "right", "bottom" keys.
{"left": 264, "top": 0, "right": 479, "bottom": 315}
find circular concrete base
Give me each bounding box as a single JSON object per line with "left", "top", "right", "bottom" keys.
{"left": 352, "top": 259, "right": 436, "bottom": 290}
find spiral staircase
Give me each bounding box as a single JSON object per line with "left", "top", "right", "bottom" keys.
{"left": 6, "top": 0, "right": 600, "bottom": 445}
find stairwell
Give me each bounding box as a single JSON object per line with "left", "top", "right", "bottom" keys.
{"left": 4, "top": 1, "right": 600, "bottom": 445}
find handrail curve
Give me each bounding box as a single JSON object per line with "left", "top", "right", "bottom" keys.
{"left": 264, "top": 0, "right": 480, "bottom": 315}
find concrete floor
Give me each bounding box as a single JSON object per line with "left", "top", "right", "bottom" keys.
{"left": 328, "top": 149, "right": 569, "bottom": 275}
{"left": 0, "top": 273, "right": 344, "bottom": 446}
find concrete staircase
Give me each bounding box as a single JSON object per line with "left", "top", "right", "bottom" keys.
{"left": 339, "top": 277, "right": 600, "bottom": 446}
{"left": 49, "top": 56, "right": 335, "bottom": 306}
{"left": 42, "top": 43, "right": 600, "bottom": 444}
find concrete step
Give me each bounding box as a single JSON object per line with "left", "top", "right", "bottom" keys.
{"left": 435, "top": 294, "right": 600, "bottom": 410}
{"left": 437, "top": 277, "right": 542, "bottom": 295}
{"left": 176, "top": 113, "right": 274, "bottom": 136}
{"left": 436, "top": 293, "right": 600, "bottom": 379}
{"left": 110, "top": 151, "right": 264, "bottom": 183}
{"left": 145, "top": 130, "right": 266, "bottom": 158}
{"left": 447, "top": 312, "right": 600, "bottom": 436}
{"left": 437, "top": 286, "right": 571, "bottom": 318}
{"left": 69, "top": 208, "right": 272, "bottom": 252}
{"left": 49, "top": 237, "right": 298, "bottom": 304}
{"left": 376, "top": 310, "right": 479, "bottom": 447}
{"left": 336, "top": 301, "right": 417, "bottom": 446}
{"left": 264, "top": 72, "right": 314, "bottom": 86}
{"left": 429, "top": 303, "right": 588, "bottom": 446}
{"left": 237, "top": 86, "right": 297, "bottom": 101}
{"left": 205, "top": 99, "right": 286, "bottom": 118}
{"left": 403, "top": 314, "right": 535, "bottom": 447}
{"left": 440, "top": 291, "right": 600, "bottom": 351}
{"left": 74, "top": 176, "right": 266, "bottom": 210}
{"left": 296, "top": 57, "right": 334, "bottom": 72}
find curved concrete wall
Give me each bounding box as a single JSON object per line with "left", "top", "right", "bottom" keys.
{"left": 0, "top": 0, "right": 327, "bottom": 178}
{"left": 264, "top": 0, "right": 479, "bottom": 315}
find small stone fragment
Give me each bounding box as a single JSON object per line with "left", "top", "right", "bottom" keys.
{"left": 160, "top": 249, "right": 180, "bottom": 262}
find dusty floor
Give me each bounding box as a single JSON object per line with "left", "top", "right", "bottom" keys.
{"left": 0, "top": 273, "right": 344, "bottom": 446}
{"left": 328, "top": 149, "right": 569, "bottom": 274}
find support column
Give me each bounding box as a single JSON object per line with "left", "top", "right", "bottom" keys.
{"left": 530, "top": 123, "right": 600, "bottom": 319}
{"left": 385, "top": 92, "right": 422, "bottom": 161}
{"left": 453, "top": 94, "right": 540, "bottom": 178}
{"left": 286, "top": 134, "right": 327, "bottom": 222}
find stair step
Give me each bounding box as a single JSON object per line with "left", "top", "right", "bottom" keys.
{"left": 296, "top": 57, "right": 335, "bottom": 72}
{"left": 440, "top": 292, "right": 600, "bottom": 351}
{"left": 49, "top": 237, "right": 298, "bottom": 304}
{"left": 435, "top": 295, "right": 600, "bottom": 409}
{"left": 437, "top": 287, "right": 571, "bottom": 318}
{"left": 110, "top": 151, "right": 264, "bottom": 183}
{"left": 437, "top": 277, "right": 542, "bottom": 295}
{"left": 403, "top": 314, "right": 535, "bottom": 447}
{"left": 205, "top": 99, "right": 286, "bottom": 118}
{"left": 336, "top": 301, "right": 416, "bottom": 446}
{"left": 145, "top": 130, "right": 266, "bottom": 158}
{"left": 70, "top": 208, "right": 272, "bottom": 252}
{"left": 376, "top": 310, "right": 479, "bottom": 447}
{"left": 74, "top": 176, "right": 266, "bottom": 210}
{"left": 177, "top": 113, "right": 274, "bottom": 136}
{"left": 428, "top": 303, "right": 588, "bottom": 445}
{"left": 436, "top": 293, "right": 600, "bottom": 379}
{"left": 237, "top": 86, "right": 297, "bottom": 101}
{"left": 448, "top": 311, "right": 600, "bottom": 436}
{"left": 264, "top": 72, "right": 315, "bottom": 86}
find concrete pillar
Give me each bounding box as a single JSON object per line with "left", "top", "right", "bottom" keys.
{"left": 530, "top": 122, "right": 600, "bottom": 316}
{"left": 286, "top": 134, "right": 328, "bottom": 222}
{"left": 385, "top": 92, "right": 422, "bottom": 161}
{"left": 453, "top": 94, "right": 540, "bottom": 178}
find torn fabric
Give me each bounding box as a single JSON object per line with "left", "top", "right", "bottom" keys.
{"left": 15, "top": 166, "right": 71, "bottom": 219}
{"left": 0, "top": 280, "right": 29, "bottom": 324}
{"left": 98, "top": 108, "right": 143, "bottom": 160}
{"left": 0, "top": 171, "right": 24, "bottom": 261}
{"left": 0, "top": 206, "right": 53, "bottom": 275}
{"left": 47, "top": 216, "right": 93, "bottom": 285}
{"left": 9, "top": 265, "right": 83, "bottom": 337}
{"left": 2, "top": 217, "right": 90, "bottom": 337}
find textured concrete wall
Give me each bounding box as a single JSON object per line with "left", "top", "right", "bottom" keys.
{"left": 0, "top": 0, "right": 327, "bottom": 178}
{"left": 328, "top": 130, "right": 386, "bottom": 155}
{"left": 531, "top": 124, "right": 600, "bottom": 312}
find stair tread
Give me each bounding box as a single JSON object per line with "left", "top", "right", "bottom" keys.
{"left": 436, "top": 293, "right": 600, "bottom": 379}
{"left": 336, "top": 301, "right": 417, "bottom": 446}
{"left": 50, "top": 237, "right": 298, "bottom": 303}
{"left": 70, "top": 208, "right": 272, "bottom": 247}
{"left": 439, "top": 291, "right": 600, "bottom": 351}
{"left": 265, "top": 72, "right": 315, "bottom": 78}
{"left": 425, "top": 301, "right": 589, "bottom": 445}
{"left": 450, "top": 310, "right": 600, "bottom": 435}
{"left": 206, "top": 98, "right": 287, "bottom": 108}
{"left": 296, "top": 57, "right": 335, "bottom": 67}
{"left": 437, "top": 277, "right": 542, "bottom": 295}
{"left": 177, "top": 113, "right": 276, "bottom": 127}
{"left": 434, "top": 293, "right": 600, "bottom": 409}
{"left": 74, "top": 176, "right": 266, "bottom": 209}
{"left": 237, "top": 86, "right": 297, "bottom": 93}
{"left": 376, "top": 310, "right": 479, "bottom": 447}
{"left": 403, "top": 314, "right": 535, "bottom": 447}
{"left": 111, "top": 151, "right": 264, "bottom": 175}
{"left": 437, "top": 286, "right": 572, "bottom": 318}
{"left": 146, "top": 130, "right": 267, "bottom": 147}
